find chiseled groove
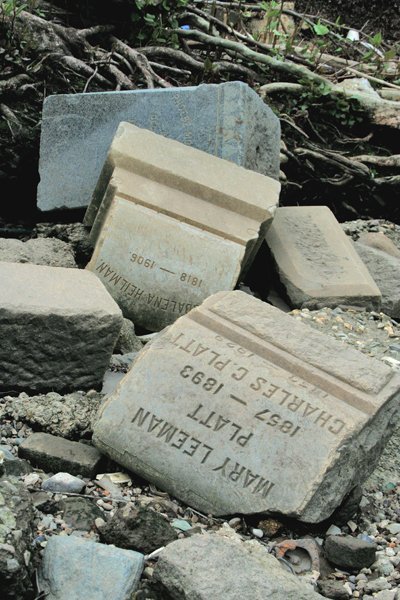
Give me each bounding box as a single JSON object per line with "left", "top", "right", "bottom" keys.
{"left": 117, "top": 192, "right": 247, "bottom": 246}
{"left": 187, "top": 310, "right": 376, "bottom": 416}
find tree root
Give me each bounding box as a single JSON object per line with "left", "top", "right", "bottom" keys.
{"left": 111, "top": 37, "right": 172, "bottom": 88}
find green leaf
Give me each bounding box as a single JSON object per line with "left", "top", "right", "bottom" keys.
{"left": 313, "top": 22, "right": 329, "bottom": 36}
{"left": 370, "top": 32, "right": 382, "bottom": 46}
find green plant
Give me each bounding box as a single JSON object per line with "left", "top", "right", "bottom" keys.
{"left": 130, "top": 0, "right": 188, "bottom": 45}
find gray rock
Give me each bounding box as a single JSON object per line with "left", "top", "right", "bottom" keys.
{"left": 0, "top": 390, "right": 103, "bottom": 440}
{"left": 317, "top": 580, "right": 351, "bottom": 599}
{"left": 0, "top": 477, "right": 35, "bottom": 600}
{"left": 0, "top": 262, "right": 123, "bottom": 393}
{"left": 38, "top": 535, "right": 144, "bottom": 600}
{"left": 59, "top": 497, "right": 104, "bottom": 530}
{"left": 354, "top": 242, "right": 400, "bottom": 318}
{"left": 37, "top": 82, "right": 280, "bottom": 212}
{"left": 153, "top": 532, "right": 323, "bottom": 599}
{"left": 42, "top": 473, "right": 85, "bottom": 493}
{"left": 19, "top": 433, "right": 103, "bottom": 477}
{"left": 0, "top": 446, "right": 32, "bottom": 477}
{"left": 35, "top": 222, "right": 93, "bottom": 266}
{"left": 99, "top": 505, "right": 178, "bottom": 554}
{"left": 113, "top": 318, "right": 143, "bottom": 355}
{"left": 363, "top": 578, "right": 392, "bottom": 594}
{"left": 0, "top": 237, "right": 76, "bottom": 268}
{"left": 324, "top": 535, "right": 376, "bottom": 570}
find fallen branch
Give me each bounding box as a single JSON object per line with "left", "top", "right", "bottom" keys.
{"left": 351, "top": 155, "right": 400, "bottom": 168}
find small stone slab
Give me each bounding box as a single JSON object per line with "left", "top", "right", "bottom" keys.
{"left": 153, "top": 532, "right": 323, "bottom": 599}
{"left": 93, "top": 291, "right": 400, "bottom": 522}
{"left": 18, "top": 433, "right": 103, "bottom": 477}
{"left": 0, "top": 238, "right": 76, "bottom": 268}
{"left": 86, "top": 123, "right": 279, "bottom": 331}
{"left": 38, "top": 535, "right": 144, "bottom": 600}
{"left": 265, "top": 206, "right": 381, "bottom": 310}
{"left": 0, "top": 261, "right": 122, "bottom": 393}
{"left": 37, "top": 82, "right": 280, "bottom": 212}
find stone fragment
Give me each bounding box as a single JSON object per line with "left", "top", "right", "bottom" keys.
{"left": 59, "top": 497, "right": 104, "bottom": 530}
{"left": 0, "top": 262, "right": 123, "bottom": 393}
{"left": 0, "top": 238, "right": 76, "bottom": 268}
{"left": 317, "top": 579, "right": 351, "bottom": 599}
{"left": 93, "top": 291, "right": 400, "bottom": 522}
{"left": 0, "top": 446, "right": 32, "bottom": 478}
{"left": 153, "top": 533, "right": 323, "bottom": 599}
{"left": 0, "top": 390, "right": 103, "bottom": 440}
{"left": 42, "top": 473, "right": 85, "bottom": 494}
{"left": 99, "top": 505, "right": 178, "bottom": 554}
{"left": 35, "top": 222, "right": 94, "bottom": 266}
{"left": 86, "top": 122, "right": 279, "bottom": 330}
{"left": 0, "top": 477, "right": 35, "bottom": 600}
{"left": 265, "top": 206, "right": 381, "bottom": 310}
{"left": 324, "top": 535, "right": 376, "bottom": 570}
{"left": 113, "top": 318, "right": 143, "bottom": 354}
{"left": 354, "top": 242, "right": 400, "bottom": 318}
{"left": 358, "top": 232, "right": 400, "bottom": 258}
{"left": 38, "top": 535, "right": 144, "bottom": 600}
{"left": 18, "top": 433, "right": 103, "bottom": 477}
{"left": 37, "top": 82, "right": 280, "bottom": 212}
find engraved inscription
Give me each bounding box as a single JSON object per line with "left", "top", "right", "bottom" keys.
{"left": 170, "top": 331, "right": 349, "bottom": 436}
{"left": 180, "top": 365, "right": 224, "bottom": 395}
{"left": 187, "top": 403, "right": 253, "bottom": 447}
{"left": 130, "top": 253, "right": 156, "bottom": 269}
{"left": 131, "top": 406, "right": 276, "bottom": 499}
{"left": 96, "top": 261, "right": 144, "bottom": 300}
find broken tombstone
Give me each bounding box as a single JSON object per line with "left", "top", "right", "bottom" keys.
{"left": 265, "top": 206, "right": 381, "bottom": 310}
{"left": 37, "top": 81, "right": 280, "bottom": 212}
{"left": 85, "top": 122, "right": 279, "bottom": 331}
{"left": 93, "top": 290, "right": 400, "bottom": 522}
{"left": 0, "top": 261, "right": 123, "bottom": 393}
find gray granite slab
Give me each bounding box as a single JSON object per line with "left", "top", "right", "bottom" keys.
{"left": 37, "top": 82, "right": 280, "bottom": 211}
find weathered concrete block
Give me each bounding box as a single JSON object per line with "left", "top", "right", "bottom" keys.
{"left": 18, "top": 432, "right": 103, "bottom": 477}
{"left": 93, "top": 291, "right": 400, "bottom": 522}
{"left": 265, "top": 206, "right": 381, "bottom": 310}
{"left": 38, "top": 535, "right": 144, "bottom": 600}
{"left": 0, "top": 238, "right": 76, "bottom": 268}
{"left": 86, "top": 122, "right": 279, "bottom": 331}
{"left": 153, "top": 532, "right": 323, "bottom": 599}
{"left": 37, "top": 82, "right": 280, "bottom": 212}
{"left": 0, "top": 262, "right": 122, "bottom": 393}
{"left": 354, "top": 241, "right": 400, "bottom": 319}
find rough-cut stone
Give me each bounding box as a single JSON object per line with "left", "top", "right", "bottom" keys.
{"left": 42, "top": 473, "right": 85, "bottom": 493}
{"left": 18, "top": 433, "right": 103, "bottom": 477}
{"left": 317, "top": 580, "right": 351, "bottom": 599}
{"left": 153, "top": 532, "right": 323, "bottom": 599}
{"left": 93, "top": 291, "right": 400, "bottom": 522}
{"left": 0, "top": 238, "right": 76, "bottom": 268}
{"left": 324, "top": 535, "right": 377, "bottom": 570}
{"left": 86, "top": 122, "right": 279, "bottom": 331}
{"left": 99, "top": 505, "right": 178, "bottom": 554}
{"left": 0, "top": 390, "right": 103, "bottom": 440}
{"left": 37, "top": 82, "right": 280, "bottom": 212}
{"left": 38, "top": 535, "right": 144, "bottom": 600}
{"left": 354, "top": 242, "right": 400, "bottom": 318}
{"left": 265, "top": 206, "right": 381, "bottom": 310}
{"left": 0, "top": 477, "right": 35, "bottom": 600}
{"left": 0, "top": 262, "right": 122, "bottom": 393}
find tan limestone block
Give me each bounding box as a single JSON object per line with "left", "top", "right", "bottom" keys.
{"left": 265, "top": 206, "right": 382, "bottom": 310}
{"left": 93, "top": 291, "right": 400, "bottom": 522}
{"left": 86, "top": 123, "right": 279, "bottom": 330}
{"left": 84, "top": 122, "right": 280, "bottom": 235}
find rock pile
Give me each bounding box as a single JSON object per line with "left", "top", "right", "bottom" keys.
{"left": 1, "top": 81, "right": 400, "bottom": 599}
